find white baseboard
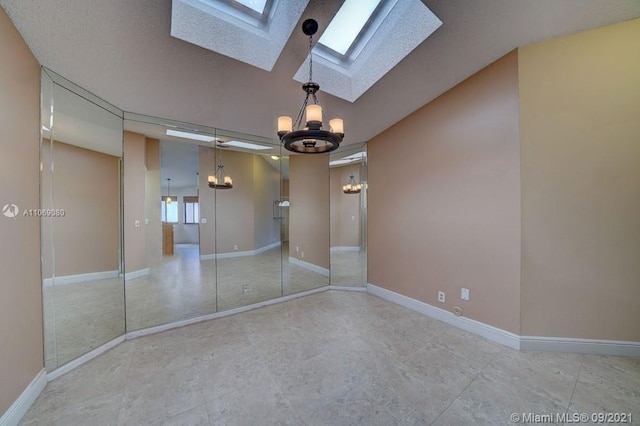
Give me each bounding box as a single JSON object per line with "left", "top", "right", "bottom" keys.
{"left": 366, "top": 283, "right": 640, "bottom": 356}
{"left": 126, "top": 285, "right": 329, "bottom": 340}
{"left": 520, "top": 336, "right": 640, "bottom": 357}
{"left": 288, "top": 256, "right": 330, "bottom": 277}
{"left": 124, "top": 268, "right": 149, "bottom": 281}
{"left": 200, "top": 241, "right": 281, "bottom": 261}
{"left": 366, "top": 283, "right": 520, "bottom": 350}
{"left": 46, "top": 335, "right": 125, "bottom": 381}
{"left": 0, "top": 369, "right": 47, "bottom": 426}
{"left": 43, "top": 270, "right": 119, "bottom": 287}
{"left": 330, "top": 246, "right": 361, "bottom": 253}
{"left": 329, "top": 285, "right": 366, "bottom": 292}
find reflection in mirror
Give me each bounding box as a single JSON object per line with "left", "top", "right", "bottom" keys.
{"left": 329, "top": 143, "right": 367, "bottom": 287}
{"left": 285, "top": 154, "right": 331, "bottom": 294}
{"left": 123, "top": 120, "right": 217, "bottom": 331}
{"left": 41, "top": 69, "right": 124, "bottom": 372}
{"left": 209, "top": 133, "right": 284, "bottom": 310}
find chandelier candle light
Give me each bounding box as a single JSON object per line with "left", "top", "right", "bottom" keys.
{"left": 208, "top": 146, "right": 233, "bottom": 189}
{"left": 277, "top": 19, "right": 344, "bottom": 154}
{"left": 343, "top": 173, "right": 362, "bottom": 194}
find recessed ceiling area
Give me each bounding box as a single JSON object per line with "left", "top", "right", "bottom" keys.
{"left": 2, "top": 0, "right": 640, "bottom": 146}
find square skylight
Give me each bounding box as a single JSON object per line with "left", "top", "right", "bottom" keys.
{"left": 293, "top": 0, "right": 442, "bottom": 102}
{"left": 318, "top": 0, "right": 382, "bottom": 55}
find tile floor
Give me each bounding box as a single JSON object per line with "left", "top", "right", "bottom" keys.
{"left": 44, "top": 243, "right": 364, "bottom": 371}
{"left": 25, "top": 291, "right": 640, "bottom": 425}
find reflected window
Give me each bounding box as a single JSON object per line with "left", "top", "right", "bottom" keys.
{"left": 161, "top": 197, "right": 179, "bottom": 223}
{"left": 184, "top": 197, "right": 199, "bottom": 224}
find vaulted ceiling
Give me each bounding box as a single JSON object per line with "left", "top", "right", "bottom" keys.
{"left": 2, "top": 0, "right": 640, "bottom": 146}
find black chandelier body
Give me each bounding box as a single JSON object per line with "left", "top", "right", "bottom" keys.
{"left": 277, "top": 19, "right": 344, "bottom": 154}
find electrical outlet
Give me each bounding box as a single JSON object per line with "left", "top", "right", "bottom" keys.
{"left": 242, "top": 285, "right": 249, "bottom": 294}
{"left": 296, "top": 246, "right": 300, "bottom": 252}
{"left": 233, "top": 244, "right": 238, "bottom": 251}
{"left": 461, "top": 288, "right": 470, "bottom": 301}
{"left": 301, "top": 251, "right": 304, "bottom": 259}
{"left": 438, "top": 291, "right": 445, "bottom": 303}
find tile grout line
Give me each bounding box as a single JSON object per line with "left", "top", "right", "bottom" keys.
{"left": 114, "top": 341, "right": 136, "bottom": 426}
{"left": 428, "top": 346, "right": 506, "bottom": 426}
{"left": 564, "top": 354, "right": 585, "bottom": 416}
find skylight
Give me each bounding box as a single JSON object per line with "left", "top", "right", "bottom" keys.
{"left": 318, "top": 0, "right": 382, "bottom": 56}
{"left": 234, "top": 0, "right": 267, "bottom": 14}
{"left": 293, "top": 0, "right": 441, "bottom": 102}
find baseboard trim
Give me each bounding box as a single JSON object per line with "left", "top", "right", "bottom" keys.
{"left": 46, "top": 335, "right": 125, "bottom": 381}
{"left": 329, "top": 285, "right": 366, "bottom": 292}
{"left": 200, "top": 241, "right": 281, "bottom": 261}
{"left": 123, "top": 268, "right": 149, "bottom": 281}
{"left": 366, "top": 283, "right": 520, "bottom": 350}
{"left": 43, "top": 270, "right": 119, "bottom": 287}
{"left": 126, "top": 285, "right": 329, "bottom": 340}
{"left": 0, "top": 369, "right": 47, "bottom": 426}
{"left": 288, "top": 257, "right": 330, "bottom": 277}
{"left": 330, "top": 246, "right": 360, "bottom": 253}
{"left": 520, "top": 336, "right": 640, "bottom": 357}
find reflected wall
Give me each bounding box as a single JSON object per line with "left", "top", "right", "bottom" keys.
{"left": 329, "top": 143, "right": 367, "bottom": 287}
{"left": 41, "top": 69, "right": 125, "bottom": 372}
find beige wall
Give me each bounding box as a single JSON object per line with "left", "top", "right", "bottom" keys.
{"left": 214, "top": 150, "right": 254, "bottom": 253}
{"left": 0, "top": 7, "right": 43, "bottom": 416}
{"left": 289, "top": 155, "right": 330, "bottom": 269}
{"left": 368, "top": 51, "right": 522, "bottom": 333}
{"left": 124, "top": 131, "right": 147, "bottom": 273}
{"left": 330, "top": 166, "right": 361, "bottom": 248}
{"left": 199, "top": 148, "right": 279, "bottom": 256}
{"left": 519, "top": 19, "right": 640, "bottom": 341}
{"left": 145, "top": 138, "right": 162, "bottom": 265}
{"left": 41, "top": 141, "right": 119, "bottom": 277}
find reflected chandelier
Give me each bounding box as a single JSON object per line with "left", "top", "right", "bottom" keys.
{"left": 277, "top": 19, "right": 344, "bottom": 154}
{"left": 207, "top": 146, "right": 233, "bottom": 189}
{"left": 343, "top": 173, "right": 362, "bottom": 194}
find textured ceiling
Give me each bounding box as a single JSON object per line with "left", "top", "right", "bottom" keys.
{"left": 2, "top": 0, "right": 640, "bottom": 146}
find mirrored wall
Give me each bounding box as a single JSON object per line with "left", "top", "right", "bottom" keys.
{"left": 41, "top": 69, "right": 125, "bottom": 371}
{"left": 40, "top": 72, "right": 366, "bottom": 373}
{"left": 329, "top": 143, "right": 368, "bottom": 287}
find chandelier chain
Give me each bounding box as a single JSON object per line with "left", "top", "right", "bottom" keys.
{"left": 308, "top": 34, "right": 313, "bottom": 82}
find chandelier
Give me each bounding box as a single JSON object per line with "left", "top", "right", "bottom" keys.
{"left": 343, "top": 173, "right": 362, "bottom": 194}
{"left": 277, "top": 19, "right": 344, "bottom": 154}
{"left": 207, "top": 146, "right": 233, "bottom": 189}
{"left": 166, "top": 178, "right": 173, "bottom": 204}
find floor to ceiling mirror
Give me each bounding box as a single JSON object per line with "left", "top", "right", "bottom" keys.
{"left": 285, "top": 153, "right": 331, "bottom": 294}
{"left": 329, "top": 143, "right": 367, "bottom": 287}
{"left": 41, "top": 69, "right": 125, "bottom": 372}
{"left": 209, "top": 130, "right": 284, "bottom": 310}
{"left": 122, "top": 117, "right": 219, "bottom": 331}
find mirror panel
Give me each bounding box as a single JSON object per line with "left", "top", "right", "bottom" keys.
{"left": 41, "top": 69, "right": 124, "bottom": 371}
{"left": 123, "top": 119, "right": 218, "bottom": 331}
{"left": 285, "top": 154, "right": 331, "bottom": 294}
{"left": 329, "top": 143, "right": 367, "bottom": 287}
{"left": 212, "top": 131, "right": 284, "bottom": 310}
